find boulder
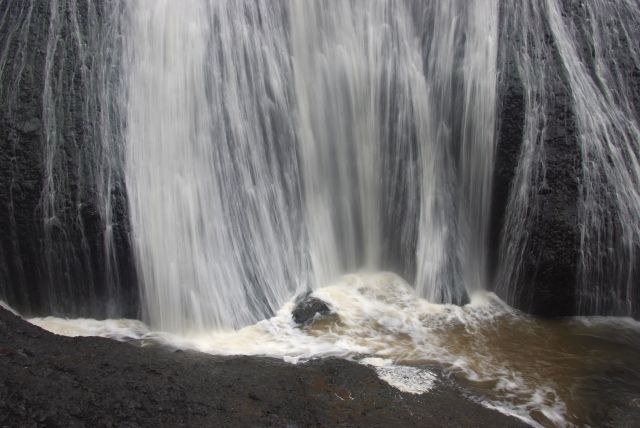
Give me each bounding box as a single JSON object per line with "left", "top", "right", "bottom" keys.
{"left": 292, "top": 293, "right": 332, "bottom": 325}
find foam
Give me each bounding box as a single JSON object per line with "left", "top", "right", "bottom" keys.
{"left": 360, "top": 358, "right": 437, "bottom": 394}
{"left": 16, "top": 273, "right": 582, "bottom": 425}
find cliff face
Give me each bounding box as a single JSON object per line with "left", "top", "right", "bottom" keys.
{"left": 492, "top": 67, "right": 580, "bottom": 316}
{"left": 0, "top": 1, "right": 137, "bottom": 318}
{"left": 491, "top": 0, "right": 580, "bottom": 317}
{"left": 0, "top": 1, "right": 49, "bottom": 316}
{"left": 493, "top": 0, "right": 640, "bottom": 318}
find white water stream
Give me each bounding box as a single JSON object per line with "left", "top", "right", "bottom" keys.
{"left": 123, "top": 0, "right": 499, "bottom": 333}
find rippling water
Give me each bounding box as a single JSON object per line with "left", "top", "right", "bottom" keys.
{"left": 20, "top": 272, "right": 640, "bottom": 427}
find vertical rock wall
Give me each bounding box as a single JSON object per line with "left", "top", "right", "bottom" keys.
{"left": 0, "top": 0, "right": 137, "bottom": 318}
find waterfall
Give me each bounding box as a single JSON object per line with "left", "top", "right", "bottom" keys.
{"left": 495, "top": 0, "right": 561, "bottom": 309}
{"left": 2, "top": 0, "right": 638, "bottom": 331}
{"left": 5, "top": 3, "right": 640, "bottom": 425}
{"left": 124, "top": 0, "right": 303, "bottom": 331}
{"left": 123, "top": 0, "right": 498, "bottom": 332}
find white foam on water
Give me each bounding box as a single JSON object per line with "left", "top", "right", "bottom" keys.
{"left": 571, "top": 316, "right": 640, "bottom": 331}
{"left": 480, "top": 385, "right": 568, "bottom": 428}
{"left": 360, "top": 357, "right": 437, "bottom": 394}
{"left": 21, "top": 272, "right": 573, "bottom": 426}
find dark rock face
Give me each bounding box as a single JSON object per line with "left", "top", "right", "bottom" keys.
{"left": 292, "top": 293, "right": 332, "bottom": 325}
{"left": 0, "top": 0, "right": 49, "bottom": 320}
{"left": 492, "top": 1, "right": 580, "bottom": 317}
{"left": 494, "top": 74, "right": 580, "bottom": 316}
{"left": 0, "top": 306, "right": 527, "bottom": 427}
{"left": 0, "top": 1, "right": 137, "bottom": 318}
{"left": 492, "top": 1, "right": 640, "bottom": 319}
{"left": 521, "top": 81, "right": 580, "bottom": 318}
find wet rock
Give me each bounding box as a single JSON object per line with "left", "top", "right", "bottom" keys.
{"left": 0, "top": 0, "right": 139, "bottom": 319}
{"left": 17, "top": 118, "right": 41, "bottom": 134}
{"left": 491, "top": 8, "right": 579, "bottom": 317}
{"left": 292, "top": 294, "right": 332, "bottom": 325}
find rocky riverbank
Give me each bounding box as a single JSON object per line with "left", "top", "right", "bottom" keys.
{"left": 0, "top": 307, "right": 527, "bottom": 427}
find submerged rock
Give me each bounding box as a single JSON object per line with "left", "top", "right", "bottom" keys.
{"left": 292, "top": 293, "right": 332, "bottom": 325}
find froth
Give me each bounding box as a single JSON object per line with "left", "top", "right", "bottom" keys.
{"left": 20, "top": 273, "right": 578, "bottom": 426}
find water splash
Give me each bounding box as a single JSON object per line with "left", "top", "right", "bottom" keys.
{"left": 27, "top": 271, "right": 640, "bottom": 426}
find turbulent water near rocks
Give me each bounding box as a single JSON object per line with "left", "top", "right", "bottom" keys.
{"left": 23, "top": 272, "right": 640, "bottom": 427}
{"left": 2, "top": 0, "right": 638, "bottom": 323}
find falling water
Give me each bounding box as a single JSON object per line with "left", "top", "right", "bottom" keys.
{"left": 2, "top": 0, "right": 638, "bottom": 328}
{"left": 124, "top": 0, "right": 499, "bottom": 333}
{"left": 124, "top": 0, "right": 303, "bottom": 332}
{"left": 40, "top": 0, "right": 130, "bottom": 316}
{"left": 495, "top": 0, "right": 561, "bottom": 308}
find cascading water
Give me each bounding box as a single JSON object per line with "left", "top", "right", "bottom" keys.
{"left": 123, "top": 0, "right": 498, "bottom": 332}
{"left": 124, "top": 0, "right": 304, "bottom": 332}
{"left": 4, "top": 0, "right": 638, "bottom": 325}
{"left": 495, "top": 0, "right": 564, "bottom": 309}
{"left": 2, "top": 0, "right": 639, "bottom": 326}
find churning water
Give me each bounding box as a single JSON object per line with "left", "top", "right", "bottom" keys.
{"left": 24, "top": 272, "right": 640, "bottom": 427}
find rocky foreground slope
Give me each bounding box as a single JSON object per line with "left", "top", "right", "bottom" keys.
{"left": 0, "top": 307, "right": 527, "bottom": 427}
